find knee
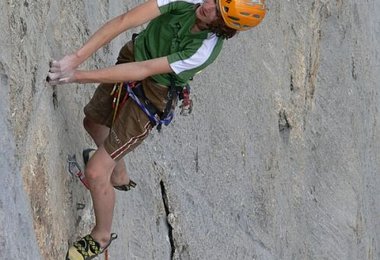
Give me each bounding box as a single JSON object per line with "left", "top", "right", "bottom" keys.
{"left": 85, "top": 166, "right": 108, "bottom": 188}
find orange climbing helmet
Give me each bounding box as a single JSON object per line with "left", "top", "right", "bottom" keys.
{"left": 218, "top": 0, "right": 267, "bottom": 31}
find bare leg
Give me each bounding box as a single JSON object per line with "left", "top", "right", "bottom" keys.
{"left": 83, "top": 116, "right": 130, "bottom": 186}
{"left": 85, "top": 146, "right": 116, "bottom": 247}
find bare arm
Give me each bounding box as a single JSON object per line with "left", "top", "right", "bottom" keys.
{"left": 75, "top": 0, "right": 160, "bottom": 63}
{"left": 47, "top": 0, "right": 161, "bottom": 79}
{"left": 74, "top": 57, "right": 173, "bottom": 84}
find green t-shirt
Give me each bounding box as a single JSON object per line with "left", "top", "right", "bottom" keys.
{"left": 134, "top": 0, "right": 224, "bottom": 86}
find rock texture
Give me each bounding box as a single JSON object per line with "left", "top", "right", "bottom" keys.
{"left": 0, "top": 0, "right": 379, "bottom": 259}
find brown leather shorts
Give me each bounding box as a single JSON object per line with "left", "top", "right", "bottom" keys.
{"left": 84, "top": 41, "right": 171, "bottom": 161}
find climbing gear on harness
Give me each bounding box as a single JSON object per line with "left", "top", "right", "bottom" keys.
{"left": 157, "top": 76, "right": 180, "bottom": 131}
{"left": 82, "top": 148, "right": 137, "bottom": 192}
{"left": 110, "top": 82, "right": 126, "bottom": 125}
{"left": 218, "top": 0, "right": 266, "bottom": 30}
{"left": 66, "top": 233, "right": 117, "bottom": 260}
{"left": 179, "top": 85, "right": 193, "bottom": 116}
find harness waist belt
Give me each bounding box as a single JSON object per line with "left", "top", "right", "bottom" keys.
{"left": 124, "top": 82, "right": 174, "bottom": 127}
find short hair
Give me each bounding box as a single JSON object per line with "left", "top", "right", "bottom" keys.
{"left": 208, "top": 15, "right": 237, "bottom": 39}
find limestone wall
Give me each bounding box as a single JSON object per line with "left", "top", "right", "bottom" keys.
{"left": 0, "top": 0, "right": 379, "bottom": 259}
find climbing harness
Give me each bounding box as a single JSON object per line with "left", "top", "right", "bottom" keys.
{"left": 110, "top": 79, "right": 193, "bottom": 131}
{"left": 127, "top": 81, "right": 174, "bottom": 130}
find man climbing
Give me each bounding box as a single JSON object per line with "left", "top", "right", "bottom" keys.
{"left": 47, "top": 0, "right": 266, "bottom": 259}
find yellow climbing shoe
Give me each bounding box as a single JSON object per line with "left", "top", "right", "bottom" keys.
{"left": 66, "top": 233, "right": 117, "bottom": 260}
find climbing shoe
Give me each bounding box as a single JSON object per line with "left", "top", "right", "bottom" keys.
{"left": 114, "top": 180, "right": 137, "bottom": 191}
{"left": 82, "top": 148, "right": 96, "bottom": 166}
{"left": 83, "top": 148, "right": 137, "bottom": 192}
{"left": 66, "top": 233, "right": 117, "bottom": 260}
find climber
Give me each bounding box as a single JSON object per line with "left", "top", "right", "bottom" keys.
{"left": 47, "top": 0, "right": 266, "bottom": 259}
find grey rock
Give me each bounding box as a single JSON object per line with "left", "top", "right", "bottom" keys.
{"left": 0, "top": 0, "right": 379, "bottom": 259}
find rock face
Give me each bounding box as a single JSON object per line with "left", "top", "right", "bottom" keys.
{"left": 1, "top": 0, "right": 379, "bottom": 259}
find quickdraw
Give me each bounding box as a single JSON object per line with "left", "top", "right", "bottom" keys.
{"left": 179, "top": 85, "right": 192, "bottom": 116}
{"left": 67, "top": 154, "right": 89, "bottom": 189}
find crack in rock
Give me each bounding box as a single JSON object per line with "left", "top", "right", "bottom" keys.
{"left": 160, "top": 180, "right": 175, "bottom": 259}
